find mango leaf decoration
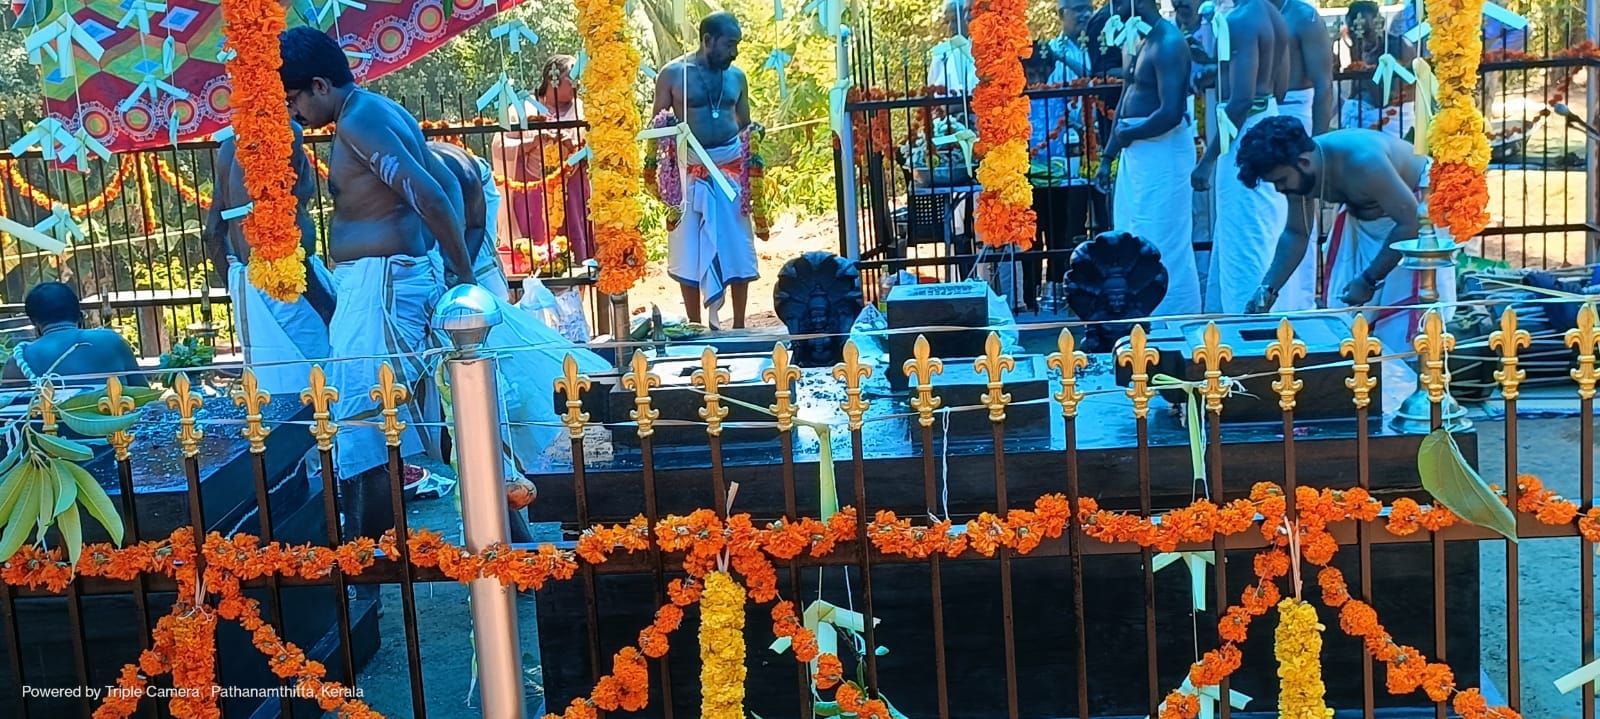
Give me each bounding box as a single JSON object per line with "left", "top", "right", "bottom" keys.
{"left": 1418, "top": 428, "right": 1517, "bottom": 543}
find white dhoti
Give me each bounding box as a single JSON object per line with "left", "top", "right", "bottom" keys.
{"left": 1341, "top": 98, "right": 1415, "bottom": 139}
{"left": 667, "top": 141, "right": 759, "bottom": 315}
{"left": 228, "top": 258, "right": 332, "bottom": 397}
{"left": 1275, "top": 88, "right": 1321, "bottom": 311}
{"left": 473, "top": 238, "right": 510, "bottom": 301}
{"left": 473, "top": 156, "right": 511, "bottom": 300}
{"left": 1113, "top": 120, "right": 1201, "bottom": 315}
{"left": 327, "top": 253, "right": 443, "bottom": 479}
{"left": 1323, "top": 174, "right": 1456, "bottom": 354}
{"left": 1207, "top": 99, "right": 1289, "bottom": 313}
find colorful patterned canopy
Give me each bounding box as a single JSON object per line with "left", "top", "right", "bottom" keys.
{"left": 13, "top": 0, "right": 526, "bottom": 166}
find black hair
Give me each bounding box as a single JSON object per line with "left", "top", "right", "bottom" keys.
{"left": 536, "top": 55, "right": 577, "bottom": 98}
{"left": 1346, "top": 1, "right": 1380, "bottom": 21}
{"left": 1235, "top": 115, "right": 1316, "bottom": 189}
{"left": 699, "top": 11, "right": 741, "bottom": 41}
{"left": 24, "top": 282, "right": 82, "bottom": 327}
{"left": 279, "top": 27, "right": 355, "bottom": 92}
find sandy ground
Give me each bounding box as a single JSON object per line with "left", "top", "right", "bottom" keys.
{"left": 342, "top": 173, "right": 1600, "bottom": 717}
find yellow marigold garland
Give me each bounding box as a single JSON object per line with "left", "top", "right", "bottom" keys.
{"left": 219, "top": 0, "right": 305, "bottom": 303}
{"left": 573, "top": 0, "right": 646, "bottom": 295}
{"left": 970, "top": 0, "right": 1037, "bottom": 250}
{"left": 700, "top": 570, "right": 747, "bottom": 719}
{"left": 543, "top": 142, "right": 567, "bottom": 234}
{"left": 1424, "top": 0, "right": 1491, "bottom": 240}
{"left": 135, "top": 156, "right": 158, "bottom": 235}
{"left": 1275, "top": 598, "right": 1333, "bottom": 719}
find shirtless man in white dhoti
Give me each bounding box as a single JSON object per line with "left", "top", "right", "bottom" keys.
{"left": 203, "top": 122, "right": 336, "bottom": 398}
{"left": 1093, "top": 0, "right": 1200, "bottom": 316}
{"left": 1236, "top": 117, "right": 1453, "bottom": 353}
{"left": 652, "top": 12, "right": 762, "bottom": 329}
{"left": 279, "top": 27, "right": 476, "bottom": 543}
{"left": 1189, "top": 0, "right": 1292, "bottom": 314}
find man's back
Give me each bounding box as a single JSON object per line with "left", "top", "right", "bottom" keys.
{"left": 1226, "top": 0, "right": 1289, "bottom": 100}
{"left": 426, "top": 141, "right": 488, "bottom": 260}
{"left": 10, "top": 328, "right": 143, "bottom": 386}
{"left": 1323, "top": 128, "right": 1427, "bottom": 211}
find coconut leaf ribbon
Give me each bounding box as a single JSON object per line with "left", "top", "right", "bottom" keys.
{"left": 636, "top": 122, "right": 739, "bottom": 202}
{"left": 1372, "top": 53, "right": 1416, "bottom": 121}
{"left": 1148, "top": 675, "right": 1251, "bottom": 719}
{"left": 764, "top": 50, "right": 793, "bottom": 101}
{"left": 1153, "top": 550, "right": 1214, "bottom": 611}
{"left": 1418, "top": 428, "right": 1518, "bottom": 542}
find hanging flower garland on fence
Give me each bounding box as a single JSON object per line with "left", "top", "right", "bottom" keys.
{"left": 574, "top": 0, "right": 646, "bottom": 296}
{"left": 217, "top": 0, "right": 303, "bottom": 302}
{"left": 135, "top": 156, "right": 158, "bottom": 235}
{"left": 701, "top": 571, "right": 748, "bottom": 719}
{"left": 1425, "top": 0, "right": 1492, "bottom": 240}
{"left": 17, "top": 476, "right": 1600, "bottom": 718}
{"left": 970, "top": 0, "right": 1037, "bottom": 250}
{"left": 2, "top": 156, "right": 138, "bottom": 216}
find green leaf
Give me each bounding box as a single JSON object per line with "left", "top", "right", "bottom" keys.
{"left": 67, "top": 460, "right": 122, "bottom": 547}
{"left": 0, "top": 480, "right": 38, "bottom": 561}
{"left": 1419, "top": 428, "right": 1518, "bottom": 543}
{"left": 57, "top": 504, "right": 81, "bottom": 565}
{"left": 58, "top": 387, "right": 163, "bottom": 414}
{"left": 812, "top": 702, "right": 844, "bottom": 717}
{"left": 31, "top": 429, "right": 92, "bottom": 462}
{"left": 57, "top": 408, "right": 142, "bottom": 438}
{"left": 49, "top": 460, "right": 76, "bottom": 518}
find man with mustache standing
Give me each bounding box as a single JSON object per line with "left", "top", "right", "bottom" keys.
{"left": 1235, "top": 116, "right": 1455, "bottom": 352}
{"left": 652, "top": 12, "right": 763, "bottom": 330}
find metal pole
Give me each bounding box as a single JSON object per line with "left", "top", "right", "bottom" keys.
{"left": 434, "top": 285, "right": 526, "bottom": 719}
{"left": 1588, "top": 0, "right": 1598, "bottom": 264}
{"left": 837, "top": 26, "right": 862, "bottom": 261}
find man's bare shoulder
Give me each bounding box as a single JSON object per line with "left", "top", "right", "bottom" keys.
{"left": 1281, "top": 0, "right": 1322, "bottom": 29}
{"left": 81, "top": 328, "right": 133, "bottom": 352}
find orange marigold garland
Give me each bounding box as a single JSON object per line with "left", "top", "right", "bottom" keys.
{"left": 969, "top": 0, "right": 1037, "bottom": 250}
{"left": 218, "top": 0, "right": 304, "bottom": 303}
{"left": 9, "top": 475, "right": 1596, "bottom": 719}
{"left": 574, "top": 0, "right": 646, "bottom": 295}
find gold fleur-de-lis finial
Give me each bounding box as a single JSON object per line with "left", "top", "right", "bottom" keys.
{"left": 1567, "top": 303, "right": 1600, "bottom": 401}
{"left": 33, "top": 382, "right": 58, "bottom": 436}
{"left": 1046, "top": 328, "right": 1089, "bottom": 418}
{"left": 166, "top": 372, "right": 204, "bottom": 457}
{"left": 1340, "top": 314, "right": 1382, "bottom": 409}
{"left": 1191, "top": 322, "right": 1235, "bottom": 414}
{"left": 554, "top": 354, "right": 592, "bottom": 439}
{"left": 232, "top": 369, "right": 272, "bottom": 454}
{"left": 764, "top": 344, "right": 802, "bottom": 432}
{"left": 621, "top": 350, "right": 660, "bottom": 439}
{"left": 973, "top": 332, "right": 1015, "bottom": 423}
{"left": 904, "top": 335, "right": 944, "bottom": 428}
{"left": 1412, "top": 309, "right": 1455, "bottom": 404}
{"left": 1264, "top": 318, "right": 1306, "bottom": 412}
{"left": 692, "top": 347, "right": 730, "bottom": 437}
{"left": 1489, "top": 307, "right": 1531, "bottom": 401}
{"left": 833, "top": 340, "right": 872, "bottom": 431}
{"left": 299, "top": 365, "right": 340, "bottom": 452}
{"left": 369, "top": 362, "right": 411, "bottom": 447}
{"left": 1116, "top": 325, "right": 1160, "bottom": 419}
{"left": 99, "top": 376, "right": 135, "bottom": 460}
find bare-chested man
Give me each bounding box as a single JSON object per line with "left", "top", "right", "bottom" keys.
{"left": 652, "top": 12, "right": 762, "bottom": 329}
{"left": 1236, "top": 116, "right": 1454, "bottom": 352}
{"left": 1190, "top": 0, "right": 1292, "bottom": 314}
{"left": 202, "top": 122, "right": 335, "bottom": 398}
{"left": 1093, "top": 0, "right": 1200, "bottom": 315}
{"left": 1, "top": 282, "right": 144, "bottom": 389}
{"left": 279, "top": 27, "right": 474, "bottom": 543}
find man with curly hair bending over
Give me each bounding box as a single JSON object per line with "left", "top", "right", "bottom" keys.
{"left": 1235, "top": 116, "right": 1455, "bottom": 353}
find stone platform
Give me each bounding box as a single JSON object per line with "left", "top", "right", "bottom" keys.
{"left": 0, "top": 395, "right": 380, "bottom": 719}
{"left": 530, "top": 353, "right": 1479, "bottom": 718}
